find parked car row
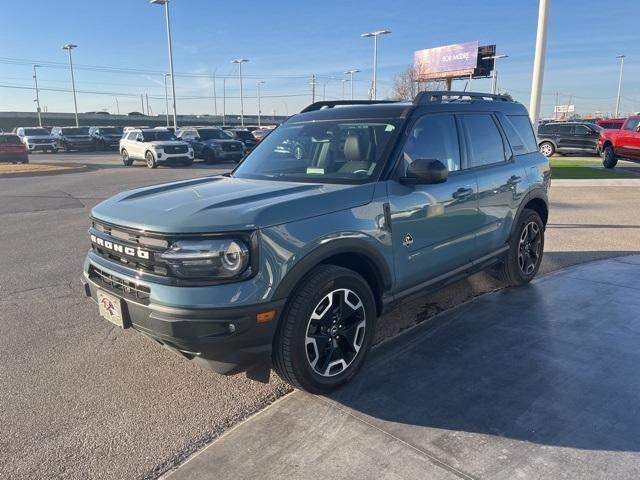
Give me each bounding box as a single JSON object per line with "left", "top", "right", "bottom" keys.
{"left": 535, "top": 116, "right": 640, "bottom": 169}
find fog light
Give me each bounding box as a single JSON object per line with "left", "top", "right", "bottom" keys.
{"left": 228, "top": 323, "right": 236, "bottom": 333}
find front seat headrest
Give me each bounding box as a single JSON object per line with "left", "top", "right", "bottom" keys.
{"left": 344, "top": 135, "right": 364, "bottom": 162}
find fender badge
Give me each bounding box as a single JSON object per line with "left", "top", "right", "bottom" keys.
{"left": 403, "top": 233, "right": 414, "bottom": 247}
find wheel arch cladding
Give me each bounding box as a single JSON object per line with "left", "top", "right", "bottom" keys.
{"left": 272, "top": 240, "right": 392, "bottom": 317}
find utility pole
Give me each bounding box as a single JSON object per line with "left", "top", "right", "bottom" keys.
{"left": 114, "top": 96, "right": 120, "bottom": 115}
{"left": 310, "top": 74, "right": 316, "bottom": 103}
{"left": 222, "top": 77, "right": 227, "bottom": 126}
{"left": 529, "top": 0, "right": 550, "bottom": 126}
{"left": 554, "top": 91, "right": 559, "bottom": 120}
{"left": 150, "top": 0, "right": 178, "bottom": 129}
{"left": 212, "top": 72, "right": 218, "bottom": 117}
{"left": 615, "top": 54, "right": 625, "bottom": 118}
{"left": 145, "top": 93, "right": 150, "bottom": 116}
{"left": 141, "top": 94, "right": 145, "bottom": 114}
{"left": 361, "top": 30, "right": 391, "bottom": 100}
{"left": 231, "top": 59, "right": 249, "bottom": 127}
{"left": 33, "top": 64, "right": 42, "bottom": 127}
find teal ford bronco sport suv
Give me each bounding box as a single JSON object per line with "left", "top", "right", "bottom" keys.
{"left": 82, "top": 92, "right": 550, "bottom": 394}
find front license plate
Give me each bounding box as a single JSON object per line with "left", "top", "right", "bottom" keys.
{"left": 97, "top": 290, "right": 125, "bottom": 328}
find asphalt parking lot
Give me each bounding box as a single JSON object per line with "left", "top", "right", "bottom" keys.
{"left": 1, "top": 152, "right": 640, "bottom": 479}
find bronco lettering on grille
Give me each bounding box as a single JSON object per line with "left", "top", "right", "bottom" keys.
{"left": 90, "top": 234, "right": 151, "bottom": 259}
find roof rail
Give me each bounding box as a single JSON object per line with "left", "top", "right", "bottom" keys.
{"left": 300, "top": 100, "right": 398, "bottom": 113}
{"left": 414, "top": 91, "right": 514, "bottom": 105}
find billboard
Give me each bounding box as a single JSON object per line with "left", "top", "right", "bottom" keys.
{"left": 415, "top": 41, "right": 479, "bottom": 81}
{"left": 554, "top": 105, "right": 575, "bottom": 113}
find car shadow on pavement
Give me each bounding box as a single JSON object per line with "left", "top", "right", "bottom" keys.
{"left": 330, "top": 252, "right": 640, "bottom": 453}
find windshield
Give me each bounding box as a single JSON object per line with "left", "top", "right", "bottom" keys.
{"left": 198, "top": 129, "right": 227, "bottom": 140}
{"left": 101, "top": 127, "right": 123, "bottom": 134}
{"left": 142, "top": 130, "right": 176, "bottom": 141}
{"left": 233, "top": 130, "right": 254, "bottom": 140}
{"left": 23, "top": 128, "right": 50, "bottom": 136}
{"left": 62, "top": 127, "right": 90, "bottom": 135}
{"left": 233, "top": 119, "right": 400, "bottom": 184}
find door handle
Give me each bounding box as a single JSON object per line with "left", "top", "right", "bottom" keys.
{"left": 452, "top": 187, "right": 474, "bottom": 200}
{"left": 507, "top": 175, "right": 522, "bottom": 184}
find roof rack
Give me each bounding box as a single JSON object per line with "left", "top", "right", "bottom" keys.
{"left": 300, "top": 100, "right": 398, "bottom": 113}
{"left": 414, "top": 91, "right": 514, "bottom": 105}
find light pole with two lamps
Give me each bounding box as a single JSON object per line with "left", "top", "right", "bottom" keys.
{"left": 150, "top": 0, "right": 178, "bottom": 130}
{"left": 232, "top": 59, "right": 249, "bottom": 126}
{"left": 360, "top": 30, "right": 391, "bottom": 100}
{"left": 344, "top": 69, "right": 360, "bottom": 100}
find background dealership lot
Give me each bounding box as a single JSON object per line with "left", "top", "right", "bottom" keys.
{"left": 1, "top": 152, "right": 639, "bottom": 479}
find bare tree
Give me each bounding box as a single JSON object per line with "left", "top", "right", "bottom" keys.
{"left": 389, "top": 65, "right": 445, "bottom": 101}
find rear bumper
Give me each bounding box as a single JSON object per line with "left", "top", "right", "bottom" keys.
{"left": 81, "top": 268, "right": 285, "bottom": 375}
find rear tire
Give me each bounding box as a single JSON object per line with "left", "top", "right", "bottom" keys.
{"left": 539, "top": 141, "right": 555, "bottom": 157}
{"left": 494, "top": 208, "right": 545, "bottom": 286}
{"left": 121, "top": 149, "right": 133, "bottom": 166}
{"left": 145, "top": 151, "right": 158, "bottom": 169}
{"left": 273, "top": 265, "right": 376, "bottom": 394}
{"left": 602, "top": 145, "right": 618, "bottom": 169}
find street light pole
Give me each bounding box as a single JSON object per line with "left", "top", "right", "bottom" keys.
{"left": 528, "top": 0, "right": 550, "bottom": 126}
{"left": 163, "top": 73, "right": 170, "bottom": 127}
{"left": 232, "top": 59, "right": 249, "bottom": 126}
{"left": 361, "top": 30, "right": 391, "bottom": 100}
{"left": 615, "top": 54, "right": 625, "bottom": 118}
{"left": 344, "top": 69, "right": 360, "bottom": 100}
{"left": 482, "top": 54, "right": 509, "bottom": 94}
{"left": 62, "top": 44, "right": 79, "bottom": 127}
{"left": 151, "top": 0, "right": 178, "bottom": 130}
{"left": 257, "top": 81, "right": 265, "bottom": 127}
{"left": 32, "top": 64, "right": 42, "bottom": 127}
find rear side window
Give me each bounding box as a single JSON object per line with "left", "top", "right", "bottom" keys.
{"left": 461, "top": 114, "right": 506, "bottom": 168}
{"left": 0, "top": 135, "right": 22, "bottom": 145}
{"left": 500, "top": 115, "right": 538, "bottom": 155}
{"left": 624, "top": 118, "right": 640, "bottom": 131}
{"left": 573, "top": 125, "right": 591, "bottom": 135}
{"left": 538, "top": 124, "right": 554, "bottom": 134}
{"left": 558, "top": 125, "right": 573, "bottom": 135}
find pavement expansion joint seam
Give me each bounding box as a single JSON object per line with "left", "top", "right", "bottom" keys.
{"left": 313, "top": 395, "right": 479, "bottom": 480}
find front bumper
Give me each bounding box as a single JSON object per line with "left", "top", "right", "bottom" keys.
{"left": 81, "top": 259, "right": 284, "bottom": 375}
{"left": 26, "top": 143, "right": 56, "bottom": 151}
{"left": 0, "top": 153, "right": 28, "bottom": 163}
{"left": 157, "top": 153, "right": 193, "bottom": 164}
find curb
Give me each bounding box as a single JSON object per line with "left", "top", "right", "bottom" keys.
{"left": 0, "top": 163, "right": 89, "bottom": 178}
{"left": 552, "top": 178, "right": 640, "bottom": 186}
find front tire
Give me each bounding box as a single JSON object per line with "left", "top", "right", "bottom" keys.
{"left": 539, "top": 141, "right": 555, "bottom": 157}
{"left": 121, "top": 149, "right": 133, "bottom": 166}
{"left": 145, "top": 151, "right": 158, "bottom": 169}
{"left": 602, "top": 145, "right": 618, "bottom": 169}
{"left": 273, "top": 265, "right": 376, "bottom": 394}
{"left": 495, "top": 208, "right": 545, "bottom": 286}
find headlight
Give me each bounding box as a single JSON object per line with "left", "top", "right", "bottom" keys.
{"left": 158, "top": 239, "right": 250, "bottom": 279}
{"left": 152, "top": 145, "right": 163, "bottom": 152}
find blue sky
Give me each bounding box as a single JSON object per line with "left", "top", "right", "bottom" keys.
{"left": 0, "top": 0, "right": 638, "bottom": 118}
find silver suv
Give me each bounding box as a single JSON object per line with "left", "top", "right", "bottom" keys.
{"left": 119, "top": 128, "right": 194, "bottom": 168}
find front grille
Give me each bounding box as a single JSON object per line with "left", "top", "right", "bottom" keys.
{"left": 221, "top": 142, "right": 241, "bottom": 152}
{"left": 91, "top": 220, "right": 169, "bottom": 276}
{"left": 164, "top": 145, "right": 188, "bottom": 154}
{"left": 32, "top": 139, "right": 51, "bottom": 144}
{"left": 89, "top": 266, "right": 151, "bottom": 305}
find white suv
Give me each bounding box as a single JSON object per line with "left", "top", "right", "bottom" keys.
{"left": 119, "top": 129, "right": 194, "bottom": 168}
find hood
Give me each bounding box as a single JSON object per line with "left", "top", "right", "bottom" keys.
{"left": 23, "top": 135, "right": 53, "bottom": 140}
{"left": 65, "top": 135, "right": 92, "bottom": 139}
{"left": 91, "top": 176, "right": 374, "bottom": 233}
{"left": 149, "top": 140, "right": 189, "bottom": 147}
{"left": 203, "top": 139, "right": 242, "bottom": 145}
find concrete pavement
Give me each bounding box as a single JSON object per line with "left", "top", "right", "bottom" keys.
{"left": 168, "top": 256, "right": 640, "bottom": 480}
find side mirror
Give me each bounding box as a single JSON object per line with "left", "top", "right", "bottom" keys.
{"left": 400, "top": 159, "right": 448, "bottom": 185}
{"left": 136, "top": 137, "right": 143, "bottom": 142}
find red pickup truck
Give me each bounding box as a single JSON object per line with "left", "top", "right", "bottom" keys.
{"left": 598, "top": 116, "right": 640, "bottom": 168}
